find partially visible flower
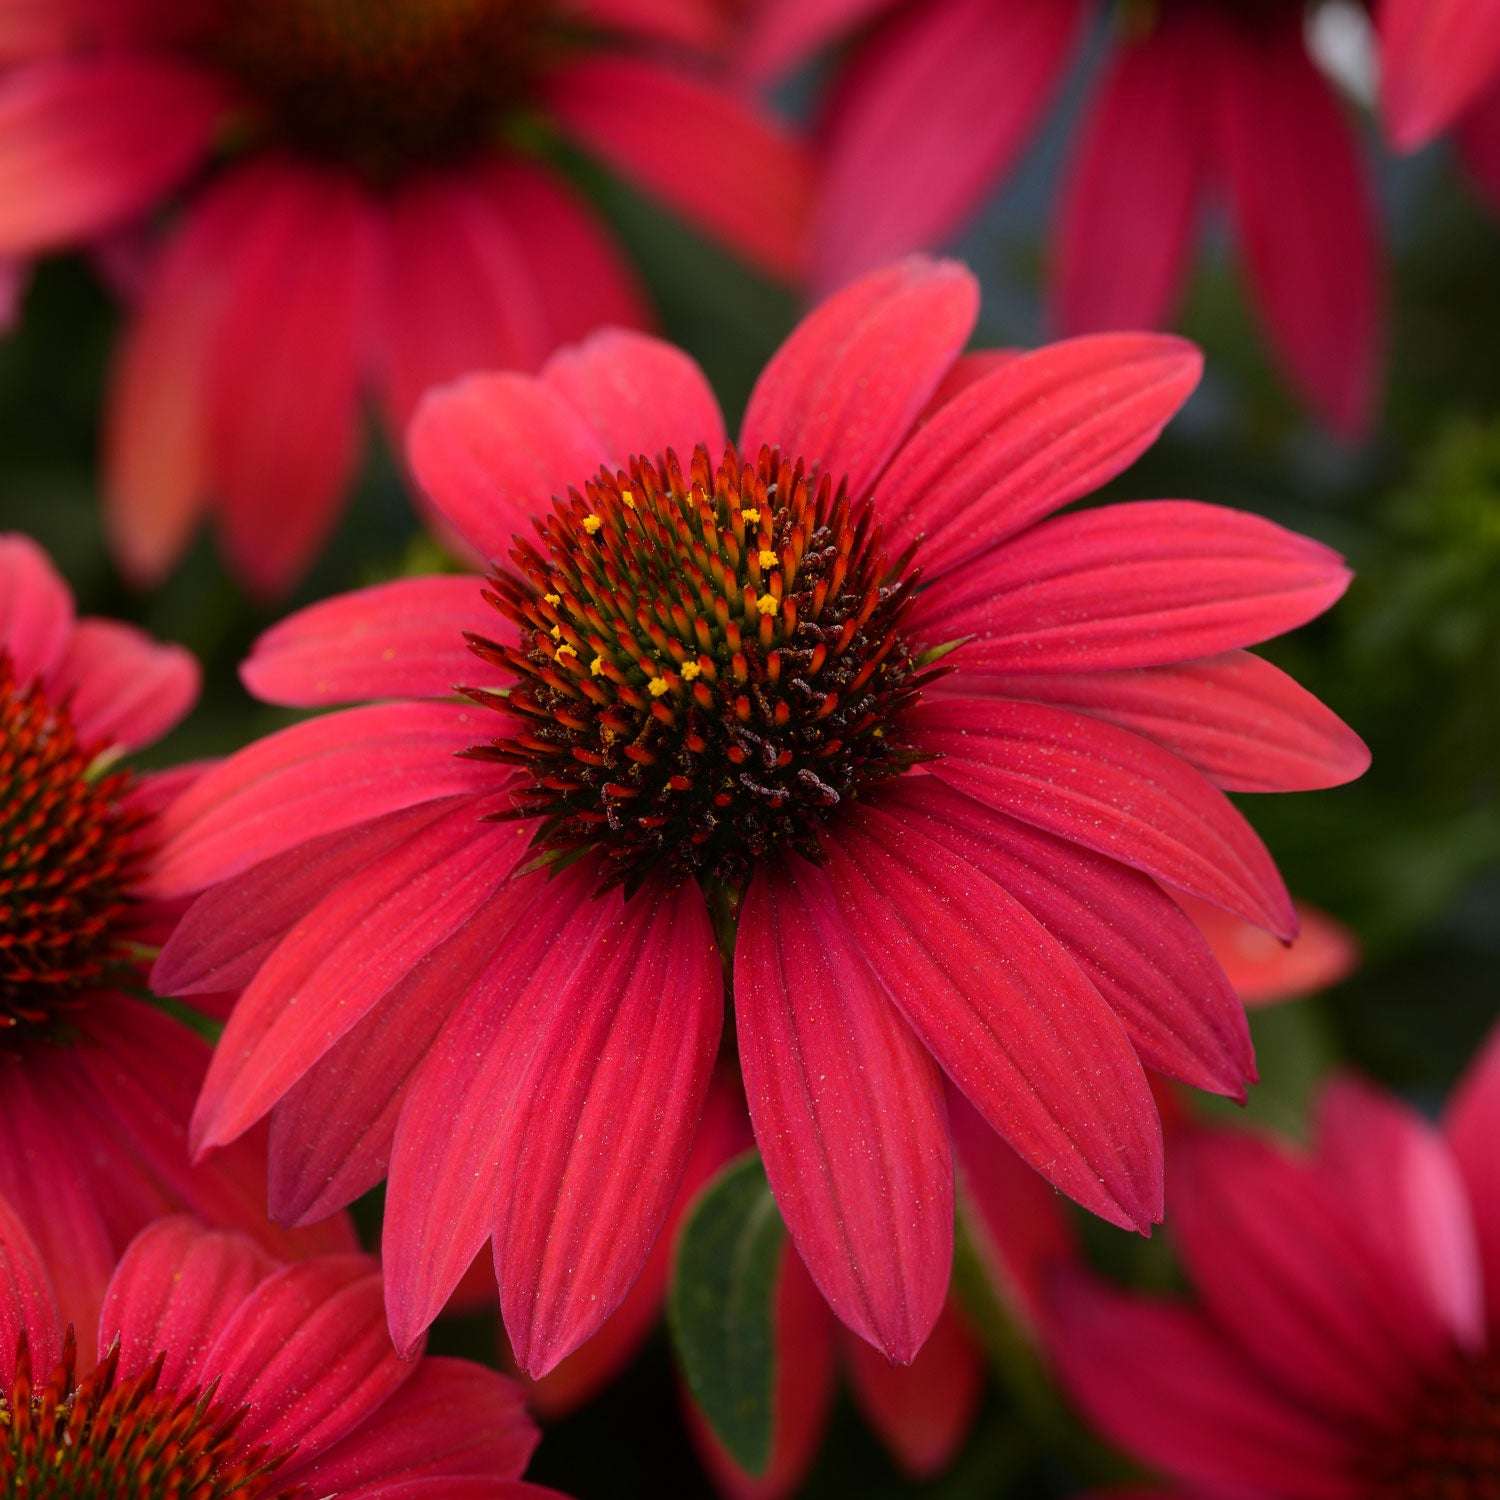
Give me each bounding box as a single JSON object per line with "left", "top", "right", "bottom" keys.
{"left": 749, "top": 0, "right": 1381, "bottom": 435}
{"left": 0, "top": 1202, "right": 563, "bottom": 1497}
{"left": 1175, "top": 895, "right": 1358, "bottom": 1006}
{"left": 1049, "top": 1022, "right": 1500, "bottom": 1497}
{"left": 150, "top": 259, "right": 1366, "bottom": 1382}
{"left": 0, "top": 0, "right": 810, "bottom": 594}
{"left": 0, "top": 533, "right": 350, "bottom": 1355}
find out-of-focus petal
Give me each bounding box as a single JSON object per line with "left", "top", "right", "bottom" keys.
{"left": 1445, "top": 1023, "right": 1500, "bottom": 1337}
{"left": 1379, "top": 0, "right": 1500, "bottom": 149}
{"left": 0, "top": 531, "right": 73, "bottom": 681}
{"left": 49, "top": 618, "right": 198, "bottom": 750}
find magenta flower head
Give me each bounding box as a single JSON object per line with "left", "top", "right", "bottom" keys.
{"left": 0, "top": 1200, "right": 563, "bottom": 1497}
{"left": 0, "top": 534, "right": 351, "bottom": 1356}
{"left": 150, "top": 258, "right": 1368, "bottom": 1378}
{"left": 0, "top": 0, "right": 808, "bottom": 594}
{"left": 1049, "top": 1021, "right": 1500, "bottom": 1497}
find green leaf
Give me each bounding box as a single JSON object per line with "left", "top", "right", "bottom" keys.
{"left": 668, "top": 1149, "right": 785, "bottom": 1475}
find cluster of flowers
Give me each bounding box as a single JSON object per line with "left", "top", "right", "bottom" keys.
{"left": 0, "top": 0, "right": 1497, "bottom": 1494}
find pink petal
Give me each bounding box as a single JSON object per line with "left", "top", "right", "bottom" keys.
{"left": 965, "top": 650, "right": 1369, "bottom": 793}
{"left": 99, "top": 1218, "right": 273, "bottom": 1390}
{"left": 152, "top": 799, "right": 465, "bottom": 998}
{"left": 490, "top": 878, "right": 722, "bottom": 1376}
{"left": 207, "top": 160, "right": 379, "bottom": 596}
{"left": 918, "top": 500, "right": 1351, "bottom": 674}
{"left": 1167, "top": 1127, "right": 1452, "bottom": 1424}
{"left": 949, "top": 1089, "right": 1075, "bottom": 1336}
{"left": 48, "top": 617, "right": 198, "bottom": 750}
{"left": 147, "top": 700, "right": 497, "bottom": 896}
{"left": 242, "top": 574, "right": 500, "bottom": 708}
{"left": 0, "top": 1058, "right": 116, "bottom": 1357}
{"left": 542, "top": 329, "right": 725, "bottom": 463}
{"left": 0, "top": 1188, "right": 61, "bottom": 1385}
{"left": 909, "top": 779, "right": 1252, "bottom": 1098}
{"left": 475, "top": 161, "right": 650, "bottom": 348}
{"left": 580, "top": 0, "right": 729, "bottom": 50}
{"left": 1051, "top": 13, "right": 1205, "bottom": 338}
{"left": 1048, "top": 1269, "right": 1362, "bottom": 1498}
{"left": 103, "top": 168, "right": 259, "bottom": 585}
{"left": 190, "top": 797, "right": 523, "bottom": 1154}
{"left": 844, "top": 1301, "right": 983, "bottom": 1478}
{"left": 1445, "top": 1022, "right": 1500, "bottom": 1337}
{"left": 1180, "top": 894, "right": 1359, "bottom": 1005}
{"left": 1457, "top": 79, "right": 1500, "bottom": 213}
{"left": 266, "top": 895, "right": 534, "bottom": 1228}
{"left": 202, "top": 1255, "right": 412, "bottom": 1458}
{"left": 875, "top": 334, "right": 1202, "bottom": 579}
{"left": 1213, "top": 15, "right": 1382, "bottom": 437}
{"left": 813, "top": 0, "right": 1083, "bottom": 288}
{"left": 408, "top": 369, "right": 606, "bottom": 564}
{"left": 1379, "top": 0, "right": 1500, "bottom": 149}
{"left": 0, "top": 55, "right": 225, "bottom": 253}
{"left": 738, "top": 0, "right": 891, "bottom": 82}
{"left": 288, "top": 1356, "right": 538, "bottom": 1492}
{"left": 374, "top": 171, "right": 551, "bottom": 435}
{"left": 741, "top": 257, "right": 977, "bottom": 499}
{"left": 913, "top": 695, "right": 1296, "bottom": 937}
{"left": 382, "top": 865, "right": 605, "bottom": 1352}
{"left": 0, "top": 531, "right": 72, "bottom": 681}
{"left": 686, "top": 1244, "right": 838, "bottom": 1500}
{"left": 1317, "top": 1077, "right": 1485, "bottom": 1353}
{"left": 545, "top": 54, "right": 811, "bottom": 280}
{"left": 736, "top": 857, "right": 953, "bottom": 1361}
{"left": 820, "top": 781, "right": 1164, "bottom": 1231}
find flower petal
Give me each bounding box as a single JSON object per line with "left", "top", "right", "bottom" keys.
{"left": 289, "top": 1357, "right": 538, "bottom": 1492}
{"left": 813, "top": 0, "right": 1083, "bottom": 288}
{"left": 1445, "top": 1023, "right": 1500, "bottom": 1338}
{"left": 408, "top": 370, "right": 606, "bottom": 564}
{"left": 1048, "top": 1269, "right": 1361, "bottom": 1498}
{"left": 0, "top": 56, "right": 224, "bottom": 253}
{"left": 207, "top": 161, "right": 379, "bottom": 596}
{"left": 48, "top": 618, "right": 198, "bottom": 751}
{"left": 1214, "top": 15, "right": 1382, "bottom": 436}
{"left": 190, "top": 797, "right": 523, "bottom": 1155}
{"left": 0, "top": 531, "right": 72, "bottom": 682}
{"left": 738, "top": 0, "right": 890, "bottom": 82}
{"left": 820, "top": 781, "right": 1163, "bottom": 1232}
{"left": 918, "top": 500, "right": 1351, "bottom": 674}
{"left": 545, "top": 55, "right": 811, "bottom": 280}
{"left": 241, "top": 575, "right": 500, "bottom": 708}
{"left": 741, "top": 257, "right": 977, "bottom": 500}
{"left": 147, "top": 700, "right": 497, "bottom": 896}
{"left": 964, "top": 650, "right": 1369, "bottom": 793}
{"left": 0, "top": 1188, "right": 62, "bottom": 1386}
{"left": 876, "top": 334, "right": 1202, "bottom": 578}
{"left": 736, "top": 856, "right": 953, "bottom": 1361}
{"left": 542, "top": 329, "right": 725, "bottom": 463}
{"left": 1051, "top": 13, "right": 1205, "bottom": 339}
{"left": 1181, "top": 895, "right": 1358, "bottom": 1005}
{"left": 1379, "top": 0, "right": 1500, "bottom": 150}
{"left": 914, "top": 695, "right": 1295, "bottom": 937}
{"left": 99, "top": 1218, "right": 274, "bottom": 1391}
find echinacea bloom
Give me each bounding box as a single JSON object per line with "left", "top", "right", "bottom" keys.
{"left": 1049, "top": 1021, "right": 1500, "bottom": 1498}
{"left": 0, "top": 533, "right": 350, "bottom": 1355}
{"left": 0, "top": 1202, "right": 563, "bottom": 1497}
{"left": 0, "top": 0, "right": 809, "bottom": 596}
{"left": 150, "top": 258, "right": 1368, "bottom": 1379}
{"left": 749, "top": 0, "right": 1381, "bottom": 435}
{"left": 1378, "top": 0, "right": 1500, "bottom": 213}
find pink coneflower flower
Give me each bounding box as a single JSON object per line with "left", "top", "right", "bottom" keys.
{"left": 0, "top": 0, "right": 809, "bottom": 596}
{"left": 749, "top": 0, "right": 1381, "bottom": 435}
{"left": 0, "top": 533, "right": 351, "bottom": 1354}
{"left": 1049, "top": 1022, "right": 1500, "bottom": 1498}
{"left": 0, "top": 1202, "right": 563, "bottom": 1497}
{"left": 150, "top": 257, "right": 1367, "bottom": 1378}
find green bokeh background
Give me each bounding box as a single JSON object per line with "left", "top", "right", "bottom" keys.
{"left": 2, "top": 34, "right": 1498, "bottom": 1498}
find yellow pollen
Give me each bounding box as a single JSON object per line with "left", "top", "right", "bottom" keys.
{"left": 741, "top": 508, "right": 761, "bottom": 524}
{"left": 555, "top": 644, "right": 577, "bottom": 659}
{"left": 621, "top": 490, "right": 636, "bottom": 509}
{"left": 648, "top": 676, "right": 670, "bottom": 697}
{"left": 544, "top": 592, "right": 561, "bottom": 606}
{"left": 583, "top": 514, "right": 603, "bottom": 534}
{"left": 756, "top": 593, "right": 779, "bottom": 616}
{"left": 681, "top": 661, "right": 702, "bottom": 680}
{"left": 591, "top": 657, "right": 605, "bottom": 676}
{"left": 549, "top": 625, "right": 561, "bottom": 640}
{"left": 758, "top": 549, "right": 778, "bottom": 569}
